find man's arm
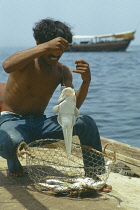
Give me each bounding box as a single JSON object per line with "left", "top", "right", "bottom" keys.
{"left": 2, "top": 37, "right": 69, "bottom": 73}
{"left": 63, "top": 59, "right": 91, "bottom": 109}
{"left": 75, "top": 81, "right": 90, "bottom": 109}
{"left": 73, "top": 60, "right": 91, "bottom": 109}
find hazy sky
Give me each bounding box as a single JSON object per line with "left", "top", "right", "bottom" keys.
{"left": 0, "top": 0, "right": 140, "bottom": 47}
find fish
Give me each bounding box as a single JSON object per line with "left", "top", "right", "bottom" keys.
{"left": 52, "top": 87, "right": 79, "bottom": 158}
{"left": 45, "top": 179, "right": 65, "bottom": 185}
{"left": 39, "top": 179, "right": 69, "bottom": 192}
{"left": 63, "top": 177, "right": 105, "bottom": 190}
{"left": 39, "top": 177, "right": 105, "bottom": 192}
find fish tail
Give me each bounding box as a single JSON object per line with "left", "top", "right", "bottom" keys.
{"left": 62, "top": 126, "right": 73, "bottom": 158}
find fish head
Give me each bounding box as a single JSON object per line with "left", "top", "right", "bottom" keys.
{"left": 58, "top": 87, "right": 76, "bottom": 104}
{"left": 62, "top": 87, "right": 75, "bottom": 97}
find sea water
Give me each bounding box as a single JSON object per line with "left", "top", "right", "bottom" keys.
{"left": 0, "top": 45, "right": 140, "bottom": 148}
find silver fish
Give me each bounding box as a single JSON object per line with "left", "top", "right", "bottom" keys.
{"left": 52, "top": 87, "right": 79, "bottom": 158}
{"left": 64, "top": 177, "right": 105, "bottom": 190}
{"left": 39, "top": 180, "right": 70, "bottom": 192}
{"left": 39, "top": 177, "right": 105, "bottom": 192}
{"left": 45, "top": 179, "right": 64, "bottom": 185}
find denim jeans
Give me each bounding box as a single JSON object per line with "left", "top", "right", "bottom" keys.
{"left": 0, "top": 113, "right": 104, "bottom": 173}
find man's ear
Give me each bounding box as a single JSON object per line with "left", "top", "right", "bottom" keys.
{"left": 36, "top": 40, "right": 40, "bottom": 45}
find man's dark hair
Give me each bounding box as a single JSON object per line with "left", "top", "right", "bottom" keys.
{"left": 33, "top": 18, "right": 73, "bottom": 43}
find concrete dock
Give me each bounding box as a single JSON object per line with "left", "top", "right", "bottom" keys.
{"left": 0, "top": 156, "right": 140, "bottom": 210}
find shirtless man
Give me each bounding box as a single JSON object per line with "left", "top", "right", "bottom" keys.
{"left": 0, "top": 18, "right": 111, "bottom": 192}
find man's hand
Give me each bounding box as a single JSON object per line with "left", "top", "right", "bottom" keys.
{"left": 44, "top": 37, "right": 69, "bottom": 55}
{"left": 72, "top": 59, "right": 91, "bottom": 83}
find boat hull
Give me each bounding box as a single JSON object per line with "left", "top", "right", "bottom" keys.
{"left": 67, "top": 39, "right": 132, "bottom": 52}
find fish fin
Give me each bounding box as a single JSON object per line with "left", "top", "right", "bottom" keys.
{"left": 75, "top": 108, "right": 80, "bottom": 118}
{"left": 72, "top": 94, "right": 76, "bottom": 104}
{"left": 57, "top": 114, "right": 63, "bottom": 126}
{"left": 52, "top": 105, "right": 59, "bottom": 115}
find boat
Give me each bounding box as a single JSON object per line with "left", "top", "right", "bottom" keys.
{"left": 67, "top": 31, "right": 135, "bottom": 52}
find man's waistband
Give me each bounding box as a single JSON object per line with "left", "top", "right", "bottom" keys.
{"left": 1, "top": 111, "right": 46, "bottom": 119}
{"left": 1, "top": 111, "right": 16, "bottom": 116}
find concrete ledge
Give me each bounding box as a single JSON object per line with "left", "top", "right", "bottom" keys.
{"left": 100, "top": 137, "right": 140, "bottom": 175}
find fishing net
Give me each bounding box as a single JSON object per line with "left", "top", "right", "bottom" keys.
{"left": 17, "top": 136, "right": 116, "bottom": 195}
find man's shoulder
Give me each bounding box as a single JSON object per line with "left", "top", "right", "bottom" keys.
{"left": 57, "top": 62, "right": 70, "bottom": 72}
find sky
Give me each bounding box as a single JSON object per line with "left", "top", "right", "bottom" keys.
{"left": 0, "top": 0, "right": 140, "bottom": 47}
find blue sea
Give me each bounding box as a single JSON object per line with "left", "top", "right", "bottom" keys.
{"left": 0, "top": 45, "right": 140, "bottom": 148}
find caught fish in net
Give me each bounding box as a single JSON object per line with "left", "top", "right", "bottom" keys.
{"left": 17, "top": 137, "right": 116, "bottom": 195}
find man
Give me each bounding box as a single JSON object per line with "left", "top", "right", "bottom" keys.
{"left": 0, "top": 18, "right": 111, "bottom": 192}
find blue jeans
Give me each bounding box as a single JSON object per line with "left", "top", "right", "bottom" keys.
{"left": 0, "top": 113, "right": 104, "bottom": 173}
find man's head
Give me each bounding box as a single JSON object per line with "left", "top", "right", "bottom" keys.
{"left": 33, "top": 18, "right": 73, "bottom": 44}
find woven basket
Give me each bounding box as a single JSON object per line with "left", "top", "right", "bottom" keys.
{"left": 17, "top": 137, "right": 116, "bottom": 195}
